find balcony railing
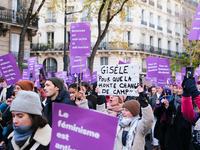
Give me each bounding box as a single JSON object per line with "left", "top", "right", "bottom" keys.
{"left": 81, "top": 17, "right": 93, "bottom": 22}
{"left": 176, "top": 32, "right": 180, "bottom": 36}
{"left": 149, "top": 23, "right": 155, "bottom": 28}
{"left": 149, "top": 1, "right": 154, "bottom": 6}
{"left": 167, "top": 29, "right": 172, "bottom": 34}
{"left": 157, "top": 26, "right": 162, "bottom": 31}
{"left": 167, "top": 8, "right": 172, "bottom": 14}
{"left": 123, "top": 18, "right": 133, "bottom": 22}
{"left": 44, "top": 66, "right": 57, "bottom": 73}
{"left": 31, "top": 43, "right": 70, "bottom": 51}
{"left": 184, "top": 0, "right": 198, "bottom": 7}
{"left": 175, "top": 12, "right": 179, "bottom": 17}
{"left": 157, "top": 5, "right": 162, "bottom": 9}
{"left": 45, "top": 18, "right": 57, "bottom": 23}
{"left": 141, "top": 20, "right": 147, "bottom": 26}
{"left": 0, "top": 8, "right": 38, "bottom": 27}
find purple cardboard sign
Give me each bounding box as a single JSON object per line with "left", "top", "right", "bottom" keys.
{"left": 70, "top": 56, "right": 87, "bottom": 74}
{"left": 60, "top": 71, "right": 67, "bottom": 82}
{"left": 188, "top": 3, "right": 200, "bottom": 40}
{"left": 50, "top": 103, "right": 118, "bottom": 150}
{"left": 54, "top": 72, "right": 61, "bottom": 78}
{"left": 145, "top": 74, "right": 152, "bottom": 81}
{"left": 194, "top": 67, "right": 199, "bottom": 76}
{"left": 157, "top": 58, "right": 170, "bottom": 80}
{"left": 91, "top": 71, "right": 97, "bottom": 83}
{"left": 146, "top": 56, "right": 158, "bottom": 78}
{"left": 175, "top": 72, "right": 182, "bottom": 84}
{"left": 27, "top": 57, "right": 37, "bottom": 72}
{"left": 118, "top": 60, "right": 130, "bottom": 64}
{"left": 67, "top": 75, "right": 74, "bottom": 85}
{"left": 157, "top": 78, "right": 166, "bottom": 87}
{"left": 70, "top": 22, "right": 91, "bottom": 57}
{"left": 34, "top": 62, "right": 40, "bottom": 88}
{"left": 47, "top": 72, "right": 52, "bottom": 78}
{"left": 182, "top": 67, "right": 186, "bottom": 80}
{"left": 22, "top": 69, "right": 30, "bottom": 80}
{"left": 82, "top": 69, "right": 91, "bottom": 82}
{"left": 0, "top": 53, "right": 21, "bottom": 85}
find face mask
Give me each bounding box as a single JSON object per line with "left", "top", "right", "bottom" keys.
{"left": 2, "top": 84, "right": 7, "bottom": 88}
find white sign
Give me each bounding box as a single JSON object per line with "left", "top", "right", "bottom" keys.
{"left": 97, "top": 64, "right": 139, "bottom": 96}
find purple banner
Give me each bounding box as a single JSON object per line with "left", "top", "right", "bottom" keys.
{"left": 157, "top": 58, "right": 170, "bottom": 80}
{"left": 182, "top": 67, "right": 186, "bottom": 80}
{"left": 27, "top": 57, "right": 37, "bottom": 72}
{"left": 118, "top": 60, "right": 130, "bottom": 64}
{"left": 91, "top": 71, "right": 97, "bottom": 83}
{"left": 50, "top": 103, "right": 118, "bottom": 150}
{"left": 157, "top": 78, "right": 165, "bottom": 87}
{"left": 54, "top": 72, "right": 61, "bottom": 78}
{"left": 0, "top": 53, "right": 21, "bottom": 85}
{"left": 82, "top": 69, "right": 91, "bottom": 82}
{"left": 67, "top": 75, "right": 74, "bottom": 85}
{"left": 47, "top": 72, "right": 52, "bottom": 78}
{"left": 34, "top": 62, "right": 40, "bottom": 88}
{"left": 146, "top": 56, "right": 158, "bottom": 78}
{"left": 60, "top": 71, "right": 67, "bottom": 82}
{"left": 167, "top": 77, "right": 173, "bottom": 85}
{"left": 70, "top": 56, "right": 87, "bottom": 74}
{"left": 22, "top": 69, "right": 30, "bottom": 80}
{"left": 188, "top": 3, "right": 200, "bottom": 40}
{"left": 70, "top": 22, "right": 91, "bottom": 57}
{"left": 175, "top": 72, "right": 182, "bottom": 84}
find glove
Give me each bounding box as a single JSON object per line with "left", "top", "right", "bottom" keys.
{"left": 97, "top": 95, "right": 105, "bottom": 105}
{"left": 182, "top": 76, "right": 190, "bottom": 97}
{"left": 137, "top": 92, "right": 148, "bottom": 107}
{"left": 184, "top": 77, "right": 200, "bottom": 99}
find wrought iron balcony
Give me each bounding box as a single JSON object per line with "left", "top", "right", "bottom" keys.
{"left": 141, "top": 20, "right": 147, "bottom": 26}
{"left": 81, "top": 17, "right": 93, "bottom": 22}
{"left": 45, "top": 18, "right": 57, "bottom": 23}
{"left": 157, "top": 26, "right": 162, "bottom": 31}
{"left": 175, "top": 12, "right": 179, "bottom": 17}
{"left": 157, "top": 5, "right": 162, "bottom": 9}
{"left": 167, "top": 8, "right": 172, "bottom": 14}
{"left": 149, "top": 1, "right": 154, "bottom": 6}
{"left": 184, "top": 0, "right": 198, "bottom": 7}
{"left": 0, "top": 8, "right": 38, "bottom": 27}
{"left": 176, "top": 32, "right": 180, "bottom": 36}
{"left": 167, "top": 29, "right": 172, "bottom": 34}
{"left": 31, "top": 43, "right": 70, "bottom": 51}
{"left": 149, "top": 23, "right": 155, "bottom": 28}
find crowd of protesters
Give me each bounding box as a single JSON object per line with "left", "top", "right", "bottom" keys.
{"left": 0, "top": 74, "right": 199, "bottom": 150}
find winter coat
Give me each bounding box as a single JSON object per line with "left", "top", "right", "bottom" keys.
{"left": 113, "top": 105, "right": 153, "bottom": 150}
{"left": 44, "top": 88, "right": 77, "bottom": 127}
{"left": 148, "top": 94, "right": 157, "bottom": 109}
{"left": 6, "top": 124, "right": 51, "bottom": 150}
{"left": 85, "top": 93, "right": 97, "bottom": 109}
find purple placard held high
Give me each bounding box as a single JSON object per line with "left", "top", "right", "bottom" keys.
{"left": 27, "top": 57, "right": 37, "bottom": 72}
{"left": 146, "top": 56, "right": 158, "bottom": 78}
{"left": 70, "top": 22, "right": 91, "bottom": 57}
{"left": 188, "top": 3, "right": 200, "bottom": 40}
{"left": 91, "top": 71, "right": 97, "bottom": 83}
{"left": 182, "top": 67, "right": 186, "bottom": 80}
{"left": 50, "top": 103, "right": 118, "bottom": 150}
{"left": 33, "top": 62, "right": 40, "bottom": 88}
{"left": 47, "top": 72, "right": 52, "bottom": 78}
{"left": 118, "top": 60, "right": 130, "bottom": 64}
{"left": 175, "top": 72, "right": 182, "bottom": 84}
{"left": 70, "top": 56, "right": 87, "bottom": 74}
{"left": 54, "top": 72, "right": 61, "bottom": 78}
{"left": 22, "top": 69, "right": 30, "bottom": 80}
{"left": 60, "top": 71, "right": 67, "bottom": 82}
{"left": 157, "top": 58, "right": 170, "bottom": 80}
{"left": 194, "top": 67, "right": 199, "bottom": 76}
{"left": 82, "top": 69, "right": 91, "bottom": 82}
{"left": 0, "top": 53, "right": 21, "bottom": 85}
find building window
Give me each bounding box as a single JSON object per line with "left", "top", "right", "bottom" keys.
{"left": 11, "top": 33, "right": 20, "bottom": 61}
{"left": 167, "top": 20, "right": 171, "bottom": 30}
{"left": 150, "top": 36, "right": 153, "bottom": 46}
{"left": 100, "top": 57, "right": 108, "bottom": 65}
{"left": 176, "top": 43, "right": 179, "bottom": 52}
{"left": 141, "top": 10, "right": 145, "bottom": 21}
{"left": 45, "top": 8, "right": 56, "bottom": 23}
{"left": 126, "top": 7, "right": 131, "bottom": 21}
{"left": 43, "top": 58, "right": 57, "bottom": 73}
{"left": 47, "top": 32, "right": 54, "bottom": 48}
{"left": 123, "top": 57, "right": 131, "bottom": 63}
{"left": 68, "top": 6, "right": 75, "bottom": 21}
{"left": 149, "top": 13, "right": 153, "bottom": 24}
{"left": 158, "top": 16, "right": 161, "bottom": 26}
{"left": 168, "top": 41, "right": 171, "bottom": 50}
{"left": 158, "top": 38, "right": 161, "bottom": 49}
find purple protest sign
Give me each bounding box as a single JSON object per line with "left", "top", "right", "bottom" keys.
{"left": 167, "top": 77, "right": 173, "bottom": 85}
{"left": 118, "top": 60, "right": 130, "bottom": 64}
{"left": 145, "top": 74, "right": 152, "bottom": 81}
{"left": 188, "top": 3, "right": 200, "bottom": 40}
{"left": 157, "top": 78, "right": 166, "bottom": 87}
{"left": 33, "top": 62, "right": 40, "bottom": 88}
{"left": 146, "top": 56, "right": 158, "bottom": 78}
{"left": 22, "top": 69, "right": 30, "bottom": 80}
{"left": 82, "top": 69, "right": 91, "bottom": 82}
{"left": 54, "top": 72, "right": 61, "bottom": 78}
{"left": 70, "top": 22, "right": 91, "bottom": 57}
{"left": 157, "top": 58, "right": 170, "bottom": 80}
{"left": 194, "top": 67, "right": 199, "bottom": 76}
{"left": 0, "top": 53, "right": 21, "bottom": 85}
{"left": 91, "top": 71, "right": 97, "bottom": 83}
{"left": 70, "top": 56, "right": 87, "bottom": 74}
{"left": 38, "top": 64, "right": 47, "bottom": 80}
{"left": 182, "top": 67, "right": 186, "bottom": 80}
{"left": 175, "top": 72, "right": 182, "bottom": 84}
{"left": 47, "top": 72, "right": 52, "bottom": 78}
{"left": 50, "top": 103, "right": 118, "bottom": 150}
{"left": 60, "top": 71, "right": 67, "bottom": 82}
{"left": 67, "top": 75, "right": 74, "bottom": 85}
{"left": 27, "top": 57, "right": 37, "bottom": 72}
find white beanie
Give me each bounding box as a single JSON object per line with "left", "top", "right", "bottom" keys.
{"left": 10, "top": 90, "right": 42, "bottom": 115}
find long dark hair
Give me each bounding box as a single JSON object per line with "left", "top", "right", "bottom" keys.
{"left": 28, "top": 114, "right": 48, "bottom": 130}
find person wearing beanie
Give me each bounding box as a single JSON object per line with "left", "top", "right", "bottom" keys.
{"left": 113, "top": 86, "right": 153, "bottom": 150}
{"left": 197, "top": 80, "right": 200, "bottom": 91}
{"left": 6, "top": 90, "right": 51, "bottom": 150}
{"left": 44, "top": 77, "right": 77, "bottom": 127}
{"left": 14, "top": 80, "right": 34, "bottom": 96}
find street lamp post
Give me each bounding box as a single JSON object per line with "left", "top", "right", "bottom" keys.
{"left": 64, "top": 0, "right": 67, "bottom": 71}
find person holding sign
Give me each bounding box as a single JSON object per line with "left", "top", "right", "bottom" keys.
{"left": 114, "top": 86, "right": 153, "bottom": 150}
{"left": 6, "top": 90, "right": 51, "bottom": 150}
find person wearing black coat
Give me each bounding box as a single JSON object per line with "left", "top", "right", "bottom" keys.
{"left": 44, "top": 77, "right": 76, "bottom": 127}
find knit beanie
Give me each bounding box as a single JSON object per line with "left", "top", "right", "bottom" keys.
{"left": 10, "top": 90, "right": 42, "bottom": 115}
{"left": 47, "top": 77, "right": 64, "bottom": 91}
{"left": 177, "top": 83, "right": 183, "bottom": 89}
{"left": 15, "top": 80, "right": 34, "bottom": 91}
{"left": 122, "top": 100, "right": 140, "bottom": 117}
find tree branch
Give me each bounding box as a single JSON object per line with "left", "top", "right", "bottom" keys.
{"left": 31, "top": 0, "right": 45, "bottom": 20}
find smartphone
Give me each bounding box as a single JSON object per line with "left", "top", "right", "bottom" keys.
{"left": 185, "top": 66, "right": 194, "bottom": 79}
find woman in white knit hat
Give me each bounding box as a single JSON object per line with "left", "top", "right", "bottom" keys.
{"left": 5, "top": 90, "right": 51, "bottom": 150}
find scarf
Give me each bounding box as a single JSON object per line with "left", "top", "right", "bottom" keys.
{"left": 85, "top": 91, "right": 92, "bottom": 97}
{"left": 107, "top": 103, "right": 123, "bottom": 116}
{"left": 174, "top": 94, "right": 182, "bottom": 110}
{"left": 0, "top": 85, "right": 11, "bottom": 101}
{"left": 117, "top": 115, "right": 140, "bottom": 150}
{"left": 13, "top": 124, "right": 34, "bottom": 148}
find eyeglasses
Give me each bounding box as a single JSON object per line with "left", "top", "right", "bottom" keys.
{"left": 14, "top": 87, "right": 22, "bottom": 91}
